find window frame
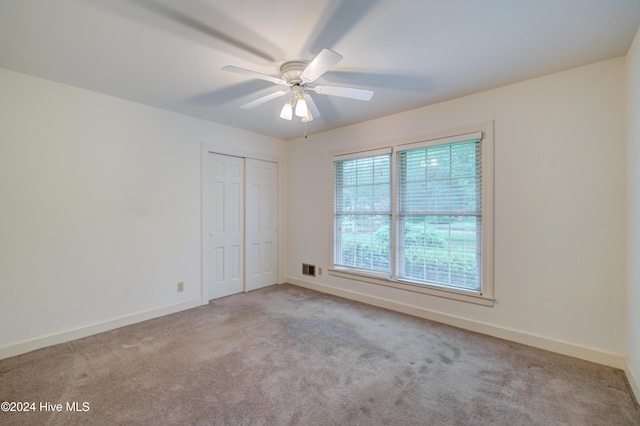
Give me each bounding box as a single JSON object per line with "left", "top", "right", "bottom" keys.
{"left": 329, "top": 122, "right": 494, "bottom": 306}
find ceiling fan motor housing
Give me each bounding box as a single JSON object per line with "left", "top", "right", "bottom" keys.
{"left": 280, "top": 61, "right": 309, "bottom": 85}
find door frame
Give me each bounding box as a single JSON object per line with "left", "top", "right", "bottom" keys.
{"left": 200, "top": 142, "right": 284, "bottom": 304}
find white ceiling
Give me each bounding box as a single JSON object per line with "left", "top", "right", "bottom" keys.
{"left": 1, "top": 0, "right": 639, "bottom": 141}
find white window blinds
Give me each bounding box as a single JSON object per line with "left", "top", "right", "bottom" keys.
{"left": 397, "top": 137, "right": 482, "bottom": 291}
{"left": 334, "top": 150, "right": 392, "bottom": 273}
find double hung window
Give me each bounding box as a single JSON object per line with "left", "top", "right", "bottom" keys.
{"left": 333, "top": 149, "right": 392, "bottom": 274}
{"left": 332, "top": 127, "right": 493, "bottom": 304}
{"left": 397, "top": 137, "right": 482, "bottom": 291}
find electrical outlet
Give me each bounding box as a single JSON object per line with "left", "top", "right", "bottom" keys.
{"left": 177, "top": 281, "right": 184, "bottom": 292}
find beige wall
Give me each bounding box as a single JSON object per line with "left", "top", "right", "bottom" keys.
{"left": 626, "top": 27, "right": 640, "bottom": 398}
{"left": 0, "top": 68, "right": 286, "bottom": 357}
{"left": 286, "top": 58, "right": 627, "bottom": 366}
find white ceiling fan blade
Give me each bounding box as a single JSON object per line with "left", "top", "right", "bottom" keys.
{"left": 240, "top": 90, "right": 289, "bottom": 109}
{"left": 222, "top": 66, "right": 288, "bottom": 85}
{"left": 305, "top": 94, "right": 321, "bottom": 118}
{"left": 300, "top": 49, "right": 343, "bottom": 83}
{"left": 313, "top": 85, "right": 374, "bottom": 101}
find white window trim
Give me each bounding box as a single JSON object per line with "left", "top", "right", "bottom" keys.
{"left": 329, "top": 121, "right": 494, "bottom": 307}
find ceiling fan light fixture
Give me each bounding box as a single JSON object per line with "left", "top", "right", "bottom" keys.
{"left": 302, "top": 109, "right": 313, "bottom": 122}
{"left": 292, "top": 86, "right": 308, "bottom": 118}
{"left": 280, "top": 101, "right": 293, "bottom": 120}
{"left": 295, "top": 97, "right": 308, "bottom": 118}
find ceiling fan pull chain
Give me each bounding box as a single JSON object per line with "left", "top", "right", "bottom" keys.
{"left": 304, "top": 120, "right": 308, "bottom": 139}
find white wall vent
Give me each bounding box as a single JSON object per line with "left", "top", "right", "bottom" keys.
{"left": 302, "top": 263, "right": 316, "bottom": 277}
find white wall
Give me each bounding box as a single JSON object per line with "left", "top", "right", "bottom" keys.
{"left": 0, "top": 68, "right": 285, "bottom": 358}
{"left": 286, "top": 58, "right": 627, "bottom": 366}
{"left": 626, "top": 28, "right": 640, "bottom": 397}
{"left": 0, "top": 54, "right": 631, "bottom": 372}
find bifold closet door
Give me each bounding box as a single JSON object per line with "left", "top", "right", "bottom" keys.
{"left": 206, "top": 153, "right": 244, "bottom": 300}
{"left": 205, "top": 154, "right": 278, "bottom": 300}
{"left": 245, "top": 158, "right": 278, "bottom": 291}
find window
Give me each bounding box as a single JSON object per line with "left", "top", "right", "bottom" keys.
{"left": 397, "top": 138, "right": 482, "bottom": 291}
{"left": 333, "top": 148, "right": 392, "bottom": 274}
{"left": 331, "top": 125, "right": 493, "bottom": 305}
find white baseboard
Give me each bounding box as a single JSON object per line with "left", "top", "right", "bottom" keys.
{"left": 0, "top": 298, "right": 202, "bottom": 360}
{"left": 286, "top": 277, "right": 625, "bottom": 369}
{"left": 624, "top": 357, "right": 640, "bottom": 402}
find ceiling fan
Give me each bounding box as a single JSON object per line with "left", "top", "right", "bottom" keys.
{"left": 222, "top": 49, "right": 373, "bottom": 125}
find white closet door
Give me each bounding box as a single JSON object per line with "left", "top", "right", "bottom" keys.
{"left": 245, "top": 158, "right": 278, "bottom": 291}
{"left": 205, "top": 153, "right": 244, "bottom": 300}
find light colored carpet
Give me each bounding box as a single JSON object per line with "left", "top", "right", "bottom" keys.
{"left": 1, "top": 283, "right": 638, "bottom": 425}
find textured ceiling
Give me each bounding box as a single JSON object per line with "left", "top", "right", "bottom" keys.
{"left": 1, "top": 0, "right": 639, "bottom": 140}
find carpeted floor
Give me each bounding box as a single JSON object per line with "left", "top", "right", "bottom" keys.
{"left": 1, "top": 284, "right": 638, "bottom": 425}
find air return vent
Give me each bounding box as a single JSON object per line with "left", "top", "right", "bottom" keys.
{"left": 302, "top": 263, "right": 316, "bottom": 277}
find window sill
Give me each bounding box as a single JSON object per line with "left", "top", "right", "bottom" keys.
{"left": 328, "top": 267, "right": 495, "bottom": 307}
